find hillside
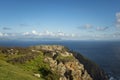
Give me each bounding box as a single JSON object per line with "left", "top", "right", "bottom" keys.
{"left": 0, "top": 45, "right": 108, "bottom": 80}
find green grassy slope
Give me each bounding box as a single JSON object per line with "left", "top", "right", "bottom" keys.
{"left": 0, "top": 60, "right": 41, "bottom": 80}
{"left": 0, "top": 46, "right": 108, "bottom": 80}
{"left": 0, "top": 48, "right": 44, "bottom": 80}
{"left": 0, "top": 47, "right": 59, "bottom": 80}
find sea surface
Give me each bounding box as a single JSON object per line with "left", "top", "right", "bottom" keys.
{"left": 0, "top": 40, "right": 120, "bottom": 80}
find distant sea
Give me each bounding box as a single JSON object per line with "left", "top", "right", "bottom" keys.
{"left": 0, "top": 40, "right": 120, "bottom": 80}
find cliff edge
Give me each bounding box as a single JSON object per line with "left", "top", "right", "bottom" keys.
{"left": 0, "top": 45, "right": 108, "bottom": 80}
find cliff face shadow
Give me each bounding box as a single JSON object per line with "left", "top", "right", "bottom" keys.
{"left": 71, "top": 50, "right": 109, "bottom": 80}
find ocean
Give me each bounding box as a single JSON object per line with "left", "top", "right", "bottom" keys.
{"left": 0, "top": 40, "right": 120, "bottom": 80}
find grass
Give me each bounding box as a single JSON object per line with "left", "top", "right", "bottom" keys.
{"left": 0, "top": 60, "right": 42, "bottom": 80}
{"left": 0, "top": 50, "right": 55, "bottom": 80}
{"left": 19, "top": 52, "right": 47, "bottom": 72}
{"left": 20, "top": 52, "right": 60, "bottom": 80}
{"left": 0, "top": 51, "right": 44, "bottom": 80}
{"left": 56, "top": 54, "right": 75, "bottom": 63}
{"left": 0, "top": 47, "right": 86, "bottom": 80}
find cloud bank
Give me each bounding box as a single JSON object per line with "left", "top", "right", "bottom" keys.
{"left": 0, "top": 30, "right": 77, "bottom": 40}
{"left": 23, "top": 30, "right": 76, "bottom": 39}
{"left": 0, "top": 12, "right": 120, "bottom": 40}
{"left": 0, "top": 29, "right": 119, "bottom": 40}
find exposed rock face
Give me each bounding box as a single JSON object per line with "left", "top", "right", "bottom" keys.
{"left": 30, "top": 45, "right": 93, "bottom": 80}
{"left": 0, "top": 45, "right": 109, "bottom": 80}
{"left": 72, "top": 51, "right": 109, "bottom": 80}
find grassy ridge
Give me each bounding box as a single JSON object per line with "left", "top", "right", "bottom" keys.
{"left": 0, "top": 47, "right": 61, "bottom": 80}
{"left": 0, "top": 46, "right": 108, "bottom": 80}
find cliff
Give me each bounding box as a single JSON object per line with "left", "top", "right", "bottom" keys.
{"left": 0, "top": 45, "right": 108, "bottom": 80}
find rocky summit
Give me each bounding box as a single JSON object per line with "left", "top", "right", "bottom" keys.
{"left": 0, "top": 45, "right": 108, "bottom": 80}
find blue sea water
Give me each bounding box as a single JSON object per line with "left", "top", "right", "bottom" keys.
{"left": 0, "top": 40, "right": 120, "bottom": 80}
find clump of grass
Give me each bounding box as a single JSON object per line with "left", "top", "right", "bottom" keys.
{"left": 56, "top": 54, "right": 75, "bottom": 63}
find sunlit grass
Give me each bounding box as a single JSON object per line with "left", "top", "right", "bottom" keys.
{"left": 0, "top": 60, "right": 41, "bottom": 80}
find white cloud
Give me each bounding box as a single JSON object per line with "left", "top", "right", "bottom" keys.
{"left": 57, "top": 32, "right": 65, "bottom": 36}
{"left": 0, "top": 32, "right": 9, "bottom": 37}
{"left": 116, "top": 12, "right": 120, "bottom": 18}
{"left": 84, "top": 24, "right": 93, "bottom": 29}
{"left": 43, "top": 30, "right": 55, "bottom": 36}
{"left": 22, "top": 30, "right": 77, "bottom": 40}
{"left": 0, "top": 32, "right": 11, "bottom": 37}
{"left": 0, "top": 32, "right": 3, "bottom": 36}
{"left": 113, "top": 32, "right": 120, "bottom": 38}
{"left": 96, "top": 26, "right": 109, "bottom": 31}
{"left": 4, "top": 33, "right": 8, "bottom": 36}
{"left": 23, "top": 32, "right": 30, "bottom": 35}
{"left": 23, "top": 30, "right": 40, "bottom": 36}
{"left": 116, "top": 12, "right": 120, "bottom": 28}
{"left": 1, "top": 29, "right": 119, "bottom": 40}
{"left": 32, "top": 30, "right": 38, "bottom": 35}
{"left": 77, "top": 24, "right": 93, "bottom": 29}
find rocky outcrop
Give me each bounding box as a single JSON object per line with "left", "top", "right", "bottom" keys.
{"left": 0, "top": 45, "right": 109, "bottom": 80}
{"left": 30, "top": 45, "right": 93, "bottom": 80}
{"left": 30, "top": 45, "right": 108, "bottom": 80}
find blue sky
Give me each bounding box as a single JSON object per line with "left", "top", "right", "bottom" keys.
{"left": 0, "top": 0, "right": 120, "bottom": 40}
